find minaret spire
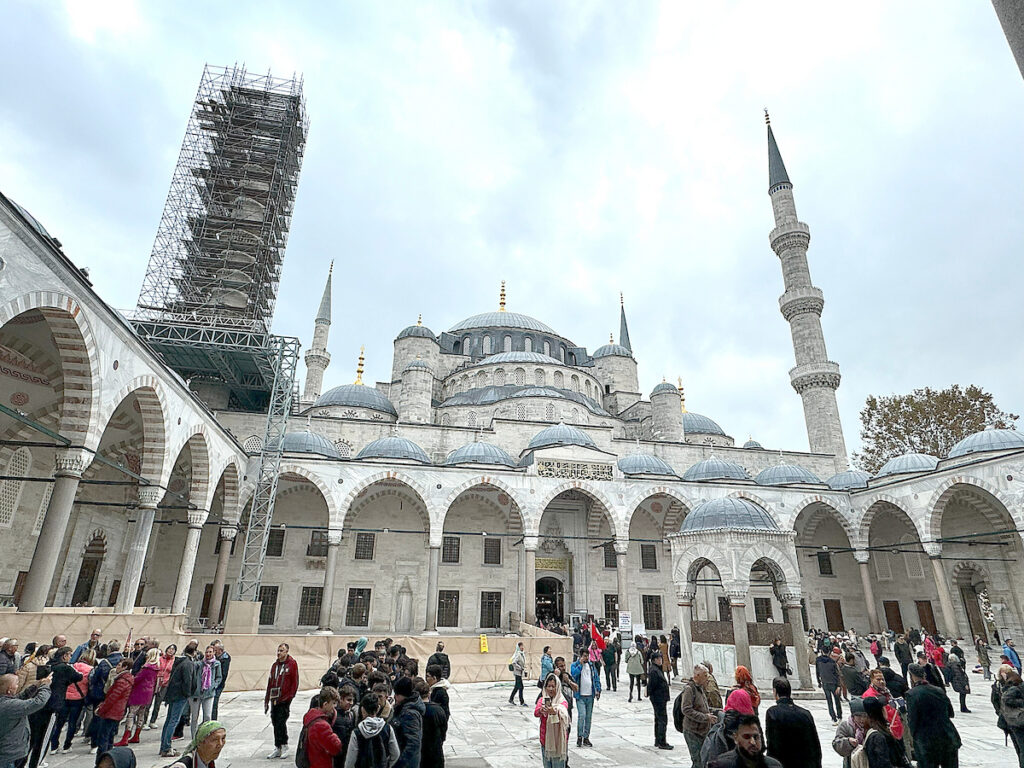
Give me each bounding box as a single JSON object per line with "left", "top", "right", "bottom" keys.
{"left": 766, "top": 113, "right": 848, "bottom": 470}
{"left": 499, "top": 280, "right": 506, "bottom": 312}
{"left": 354, "top": 346, "right": 365, "bottom": 385}
{"left": 618, "top": 292, "right": 632, "bottom": 352}
{"left": 302, "top": 261, "right": 333, "bottom": 404}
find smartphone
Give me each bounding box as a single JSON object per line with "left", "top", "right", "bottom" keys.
{"left": 543, "top": 697, "right": 551, "bottom": 708}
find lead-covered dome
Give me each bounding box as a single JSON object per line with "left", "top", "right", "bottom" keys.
{"left": 948, "top": 428, "right": 1024, "bottom": 458}
{"left": 314, "top": 384, "right": 398, "bottom": 417}
{"left": 397, "top": 324, "right": 436, "bottom": 341}
{"left": 682, "top": 456, "right": 750, "bottom": 482}
{"left": 681, "top": 497, "right": 778, "bottom": 533}
{"left": 271, "top": 430, "right": 341, "bottom": 459}
{"left": 755, "top": 464, "right": 822, "bottom": 486}
{"left": 593, "top": 343, "right": 633, "bottom": 359}
{"left": 651, "top": 381, "right": 679, "bottom": 396}
{"left": 874, "top": 452, "right": 939, "bottom": 479}
{"left": 743, "top": 438, "right": 764, "bottom": 450}
{"left": 618, "top": 453, "right": 677, "bottom": 477}
{"left": 527, "top": 422, "right": 597, "bottom": 451}
{"left": 445, "top": 442, "right": 517, "bottom": 468}
{"left": 355, "top": 436, "right": 430, "bottom": 464}
{"left": 449, "top": 311, "right": 557, "bottom": 335}
{"left": 683, "top": 412, "right": 726, "bottom": 436}
{"left": 827, "top": 469, "right": 871, "bottom": 490}
{"left": 480, "top": 351, "right": 554, "bottom": 365}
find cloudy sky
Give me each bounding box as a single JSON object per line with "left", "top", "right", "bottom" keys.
{"left": 2, "top": 1, "right": 1022, "bottom": 459}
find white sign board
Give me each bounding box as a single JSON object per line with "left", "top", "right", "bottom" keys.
{"left": 618, "top": 611, "right": 632, "bottom": 633}
{"left": 632, "top": 623, "right": 646, "bottom": 640}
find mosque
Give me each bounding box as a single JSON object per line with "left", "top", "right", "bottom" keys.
{"left": 1, "top": 114, "right": 1023, "bottom": 687}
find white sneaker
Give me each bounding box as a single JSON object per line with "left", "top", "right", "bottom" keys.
{"left": 90, "top": 748, "right": 98, "bottom": 754}
{"left": 278, "top": 747, "right": 289, "bottom": 760}
{"left": 266, "top": 748, "right": 282, "bottom": 759}
{"left": 61, "top": 747, "right": 73, "bottom": 754}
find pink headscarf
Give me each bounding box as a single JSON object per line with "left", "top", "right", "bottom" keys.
{"left": 725, "top": 688, "right": 755, "bottom": 715}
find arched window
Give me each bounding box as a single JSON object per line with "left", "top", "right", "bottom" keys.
{"left": 504, "top": 335, "right": 512, "bottom": 352}
{"left": 476, "top": 371, "right": 487, "bottom": 388}
{"left": 243, "top": 436, "right": 264, "bottom": 453}
{"left": 441, "top": 413, "right": 452, "bottom": 426}
{"left": 570, "top": 375, "right": 580, "bottom": 393}
{"left": 545, "top": 403, "right": 555, "bottom": 421}
{"left": 514, "top": 368, "right": 526, "bottom": 386}
{"left": 901, "top": 534, "right": 925, "bottom": 579}
{"left": 0, "top": 448, "right": 31, "bottom": 528}
{"left": 334, "top": 440, "right": 352, "bottom": 459}
{"left": 461, "top": 375, "right": 470, "bottom": 393}
{"left": 495, "top": 369, "right": 506, "bottom": 386}
{"left": 554, "top": 371, "right": 564, "bottom": 388}
{"left": 571, "top": 408, "right": 580, "bottom": 422}
{"left": 467, "top": 411, "right": 477, "bottom": 428}
{"left": 543, "top": 340, "right": 551, "bottom": 357}
{"left": 515, "top": 404, "right": 526, "bottom": 420}
{"left": 524, "top": 337, "right": 533, "bottom": 352}
{"left": 483, "top": 336, "right": 492, "bottom": 355}
{"left": 585, "top": 381, "right": 592, "bottom": 398}
{"left": 462, "top": 336, "right": 471, "bottom": 355}
{"left": 534, "top": 369, "right": 545, "bottom": 386}
{"left": 560, "top": 346, "right": 566, "bottom": 362}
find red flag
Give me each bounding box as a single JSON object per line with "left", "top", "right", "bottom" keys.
{"left": 590, "top": 621, "right": 606, "bottom": 650}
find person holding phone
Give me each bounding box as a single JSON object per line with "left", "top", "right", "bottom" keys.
{"left": 534, "top": 673, "right": 569, "bottom": 768}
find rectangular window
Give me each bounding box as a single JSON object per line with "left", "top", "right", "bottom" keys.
{"left": 603, "top": 543, "right": 616, "bottom": 568}
{"left": 640, "top": 544, "right": 658, "bottom": 570}
{"left": 641, "top": 594, "right": 663, "bottom": 629}
{"left": 874, "top": 552, "right": 893, "bottom": 581}
{"left": 266, "top": 528, "right": 285, "bottom": 557}
{"left": 259, "top": 586, "right": 279, "bottom": 625}
{"left": 438, "top": 590, "right": 459, "bottom": 627}
{"left": 604, "top": 594, "right": 619, "bottom": 624}
{"left": 214, "top": 536, "right": 237, "bottom": 556}
{"left": 480, "top": 591, "right": 502, "bottom": 628}
{"left": 307, "top": 530, "right": 329, "bottom": 557}
{"left": 816, "top": 552, "right": 834, "bottom": 576}
{"left": 483, "top": 537, "right": 501, "bottom": 565}
{"left": 354, "top": 532, "right": 375, "bottom": 560}
{"left": 346, "top": 588, "right": 371, "bottom": 626}
{"left": 298, "top": 586, "right": 323, "bottom": 626}
{"left": 800, "top": 599, "right": 809, "bottom": 633}
{"left": 442, "top": 535, "right": 461, "bottom": 564}
{"left": 754, "top": 597, "right": 773, "bottom": 623}
{"left": 718, "top": 596, "right": 732, "bottom": 622}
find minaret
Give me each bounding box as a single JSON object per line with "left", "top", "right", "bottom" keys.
{"left": 766, "top": 112, "right": 848, "bottom": 470}
{"left": 619, "top": 292, "right": 632, "bottom": 352}
{"left": 302, "top": 262, "right": 333, "bottom": 404}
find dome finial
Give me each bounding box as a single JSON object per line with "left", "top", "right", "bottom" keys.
{"left": 416, "top": 313, "right": 422, "bottom": 326}
{"left": 610, "top": 332, "right": 615, "bottom": 344}
{"left": 620, "top": 291, "right": 624, "bottom": 307}
{"left": 677, "top": 377, "right": 686, "bottom": 413}
{"left": 354, "top": 345, "right": 365, "bottom": 385}
{"left": 499, "top": 280, "right": 506, "bottom": 312}
{"left": 764, "top": 108, "right": 770, "bottom": 126}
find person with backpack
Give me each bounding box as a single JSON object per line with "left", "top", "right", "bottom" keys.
{"left": 425, "top": 643, "right": 450, "bottom": 681}
{"left": 299, "top": 686, "right": 343, "bottom": 768}
{"left": 850, "top": 696, "right": 907, "bottom": 768}
{"left": 993, "top": 664, "right": 1024, "bottom": 766}
{"left": 266, "top": 643, "right": 300, "bottom": 760}
{"left": 93, "top": 660, "right": 133, "bottom": 756}
{"left": 344, "top": 693, "right": 399, "bottom": 768}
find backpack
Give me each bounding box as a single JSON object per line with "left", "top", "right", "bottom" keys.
{"left": 295, "top": 718, "right": 314, "bottom": 768}
{"left": 354, "top": 724, "right": 391, "bottom": 768}
{"left": 698, "top": 719, "right": 731, "bottom": 767}
{"left": 850, "top": 728, "right": 879, "bottom": 768}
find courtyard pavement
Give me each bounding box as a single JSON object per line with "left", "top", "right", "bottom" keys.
{"left": 41, "top": 678, "right": 1012, "bottom": 768}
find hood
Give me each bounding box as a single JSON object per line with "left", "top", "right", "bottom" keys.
{"left": 431, "top": 678, "right": 451, "bottom": 691}
{"left": 303, "top": 708, "right": 332, "bottom": 728}
{"left": 98, "top": 747, "right": 137, "bottom": 768}
{"left": 397, "top": 697, "right": 425, "bottom": 716}
{"left": 357, "top": 716, "right": 386, "bottom": 737}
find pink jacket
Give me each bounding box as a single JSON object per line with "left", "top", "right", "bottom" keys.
{"left": 127, "top": 663, "right": 158, "bottom": 707}
{"left": 65, "top": 662, "right": 93, "bottom": 701}
{"left": 534, "top": 697, "right": 569, "bottom": 746}
{"left": 156, "top": 655, "right": 175, "bottom": 688}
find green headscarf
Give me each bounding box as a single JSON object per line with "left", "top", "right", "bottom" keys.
{"left": 186, "top": 721, "right": 226, "bottom": 754}
{"left": 354, "top": 637, "right": 368, "bottom": 655}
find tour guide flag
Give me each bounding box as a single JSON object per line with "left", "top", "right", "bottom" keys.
{"left": 590, "top": 621, "right": 606, "bottom": 650}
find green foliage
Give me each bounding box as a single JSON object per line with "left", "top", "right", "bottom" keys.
{"left": 852, "top": 385, "right": 1018, "bottom": 473}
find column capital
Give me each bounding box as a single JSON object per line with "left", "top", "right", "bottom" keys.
{"left": 137, "top": 486, "right": 163, "bottom": 507}
{"left": 853, "top": 549, "right": 871, "bottom": 565}
{"left": 613, "top": 538, "right": 629, "bottom": 556}
{"left": 327, "top": 529, "right": 343, "bottom": 546}
{"left": 219, "top": 525, "right": 238, "bottom": 541}
{"left": 55, "top": 447, "right": 91, "bottom": 477}
{"left": 523, "top": 535, "right": 539, "bottom": 552}
{"left": 726, "top": 590, "right": 748, "bottom": 605}
{"left": 676, "top": 589, "right": 696, "bottom": 605}
{"left": 187, "top": 510, "right": 208, "bottom": 529}
{"left": 922, "top": 541, "right": 942, "bottom": 558}
{"left": 779, "top": 592, "right": 803, "bottom": 608}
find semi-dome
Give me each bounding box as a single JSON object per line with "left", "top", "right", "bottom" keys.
{"left": 682, "top": 456, "right": 750, "bottom": 482}
{"left": 313, "top": 384, "right": 398, "bottom": 417}
{"left": 479, "top": 351, "right": 555, "bottom": 365}
{"left": 681, "top": 497, "right": 779, "bottom": 533}
{"left": 743, "top": 438, "right": 764, "bottom": 450}
{"left": 445, "top": 442, "right": 518, "bottom": 468}
{"left": 355, "top": 436, "right": 430, "bottom": 464}
{"left": 527, "top": 422, "right": 597, "bottom": 451}
{"left": 874, "top": 452, "right": 939, "bottom": 479}
{"left": 948, "top": 428, "right": 1024, "bottom": 459}
{"left": 683, "top": 412, "right": 726, "bottom": 436}
{"left": 618, "top": 453, "right": 677, "bottom": 477}
{"left": 827, "top": 469, "right": 871, "bottom": 491}
{"left": 755, "top": 463, "right": 821, "bottom": 486}
{"left": 651, "top": 381, "right": 679, "bottom": 396}
{"left": 593, "top": 343, "right": 633, "bottom": 359}
{"left": 271, "top": 430, "right": 341, "bottom": 459}
{"left": 449, "top": 311, "right": 557, "bottom": 335}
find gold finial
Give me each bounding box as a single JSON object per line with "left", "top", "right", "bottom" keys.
{"left": 610, "top": 333, "right": 615, "bottom": 344}
{"left": 764, "top": 108, "right": 770, "bottom": 126}
{"left": 328, "top": 260, "right": 334, "bottom": 275}
{"left": 620, "top": 292, "right": 624, "bottom": 307}
{"left": 416, "top": 313, "right": 422, "bottom": 326}
{"left": 499, "top": 280, "right": 506, "bottom": 312}
{"left": 354, "top": 345, "right": 365, "bottom": 385}
{"left": 677, "top": 377, "right": 687, "bottom": 413}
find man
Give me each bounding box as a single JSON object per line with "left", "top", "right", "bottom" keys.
{"left": 670, "top": 627, "right": 681, "bottom": 677}
{"left": 815, "top": 647, "right": 843, "bottom": 723}
{"left": 646, "top": 650, "right": 672, "bottom": 750}
{"left": 708, "top": 714, "right": 783, "bottom": 768}
{"left": 426, "top": 643, "right": 450, "bottom": 680}
{"left": 302, "top": 687, "right": 342, "bottom": 768}
{"left": 877, "top": 657, "right": 907, "bottom": 698}
{"left": 265, "top": 643, "right": 299, "bottom": 759}
{"left": 49, "top": 636, "right": 67, "bottom": 657}
{"left": 570, "top": 648, "right": 601, "bottom": 748}
{"left": 839, "top": 653, "right": 869, "bottom": 697}
{"left": 211, "top": 641, "right": 231, "bottom": 719}
{"left": 975, "top": 636, "right": 992, "bottom": 680}
{"left": 69, "top": 630, "right": 102, "bottom": 665}
{"left": 765, "top": 677, "right": 821, "bottom": 768}
{"left": 507, "top": 642, "right": 526, "bottom": 706}
{"left": 390, "top": 676, "right": 423, "bottom": 768}
{"left": 425, "top": 665, "right": 450, "bottom": 718}
{"left": 416, "top": 678, "right": 447, "bottom": 768}
{"left": 160, "top": 644, "right": 197, "bottom": 758}
{"left": 554, "top": 656, "right": 578, "bottom": 720}
{"left": 0, "top": 672, "right": 51, "bottom": 768}
{"left": 894, "top": 634, "right": 913, "bottom": 683}
{"left": 916, "top": 650, "right": 947, "bottom": 690}
{"left": 600, "top": 640, "right": 617, "bottom": 692}
{"left": 905, "top": 663, "right": 960, "bottom": 768}
{"left": 1004, "top": 638, "right": 1022, "bottom": 673}
{"left": 949, "top": 639, "right": 965, "bottom": 664}
{"left": 677, "top": 663, "right": 716, "bottom": 764}
{"left": 0, "top": 640, "right": 17, "bottom": 677}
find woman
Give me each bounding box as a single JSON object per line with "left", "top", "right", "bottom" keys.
{"left": 149, "top": 644, "right": 177, "bottom": 728}
{"left": 534, "top": 672, "right": 570, "bottom": 768}
{"left": 50, "top": 648, "right": 95, "bottom": 752}
{"left": 538, "top": 646, "right": 554, "bottom": 688}
{"left": 862, "top": 669, "right": 903, "bottom": 740}
{"left": 994, "top": 664, "right": 1024, "bottom": 766}
{"left": 658, "top": 636, "right": 671, "bottom": 679}
{"left": 770, "top": 637, "right": 789, "bottom": 678}
{"left": 117, "top": 647, "right": 160, "bottom": 745}
{"left": 187, "top": 645, "right": 222, "bottom": 739}
{"left": 625, "top": 637, "right": 645, "bottom": 703}
{"left": 858, "top": 695, "right": 907, "bottom": 768}
{"left": 732, "top": 666, "right": 761, "bottom": 716}
{"left": 29, "top": 645, "right": 82, "bottom": 768}
{"left": 947, "top": 654, "right": 971, "bottom": 713}
{"left": 16, "top": 644, "right": 51, "bottom": 694}
{"left": 832, "top": 697, "right": 868, "bottom": 768}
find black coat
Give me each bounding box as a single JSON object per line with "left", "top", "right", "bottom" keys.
{"left": 420, "top": 700, "right": 448, "bottom": 768}
{"left": 429, "top": 686, "right": 450, "bottom": 718}
{"left": 165, "top": 655, "right": 196, "bottom": 703}
{"left": 426, "top": 652, "right": 450, "bottom": 680}
{"left": 840, "top": 665, "right": 869, "bottom": 697}
{"left": 893, "top": 641, "right": 912, "bottom": 666}
{"left": 815, "top": 656, "right": 840, "bottom": 688}
{"left": 765, "top": 698, "right": 821, "bottom": 768}
{"left": 330, "top": 710, "right": 355, "bottom": 768}
{"left": 880, "top": 667, "right": 908, "bottom": 698}
{"left": 906, "top": 682, "right": 961, "bottom": 759}
{"left": 708, "top": 749, "right": 783, "bottom": 768}
{"left": 646, "top": 666, "right": 670, "bottom": 706}
{"left": 770, "top": 645, "right": 788, "bottom": 673}
{"left": 390, "top": 696, "right": 424, "bottom": 768}
{"left": 46, "top": 661, "right": 83, "bottom": 712}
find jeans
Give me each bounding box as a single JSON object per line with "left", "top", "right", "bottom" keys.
{"left": 652, "top": 700, "right": 668, "bottom": 745}
{"left": 901, "top": 661, "right": 910, "bottom": 683}
{"left": 603, "top": 665, "right": 616, "bottom": 691}
{"left": 94, "top": 717, "right": 119, "bottom": 756}
{"left": 212, "top": 686, "right": 225, "bottom": 720}
{"left": 823, "top": 684, "right": 843, "bottom": 721}
{"left": 575, "top": 695, "right": 594, "bottom": 740}
{"left": 629, "top": 674, "right": 643, "bottom": 700}
{"left": 27, "top": 709, "right": 52, "bottom": 768}
{"left": 160, "top": 698, "right": 188, "bottom": 753}
{"left": 50, "top": 699, "right": 84, "bottom": 750}
{"left": 984, "top": 666, "right": 992, "bottom": 681}
{"left": 541, "top": 755, "right": 566, "bottom": 768}
{"left": 683, "top": 731, "right": 705, "bottom": 766}
{"left": 509, "top": 676, "right": 525, "bottom": 704}
{"left": 270, "top": 700, "right": 291, "bottom": 747}
{"left": 1008, "top": 727, "right": 1024, "bottom": 768}
{"left": 149, "top": 686, "right": 167, "bottom": 724}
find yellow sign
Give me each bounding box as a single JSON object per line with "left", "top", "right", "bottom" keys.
{"left": 479, "top": 634, "right": 489, "bottom": 653}
{"left": 536, "top": 557, "right": 567, "bottom": 571}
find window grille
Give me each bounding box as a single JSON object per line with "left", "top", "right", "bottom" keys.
{"left": 0, "top": 448, "right": 31, "bottom": 528}
{"left": 483, "top": 537, "right": 502, "bottom": 565}
{"left": 754, "top": 597, "right": 773, "bottom": 623}
{"left": 480, "top": 591, "right": 502, "bottom": 628}
{"left": 258, "top": 586, "right": 279, "bottom": 625}
{"left": 307, "top": 530, "right": 329, "bottom": 557}
{"left": 442, "top": 535, "right": 460, "bottom": 564}
{"left": 354, "top": 532, "right": 375, "bottom": 560}
{"left": 297, "top": 586, "right": 323, "bottom": 625}
{"left": 816, "top": 552, "right": 834, "bottom": 576}
{"left": 603, "top": 543, "right": 616, "bottom": 568}
{"left": 266, "top": 528, "right": 285, "bottom": 557}
{"left": 346, "top": 588, "right": 371, "bottom": 626}
{"left": 641, "top": 594, "right": 663, "bottom": 629}
{"left": 438, "top": 590, "right": 459, "bottom": 627}
{"left": 640, "top": 544, "right": 658, "bottom": 570}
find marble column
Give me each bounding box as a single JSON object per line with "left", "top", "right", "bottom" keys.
{"left": 782, "top": 594, "right": 811, "bottom": 689}
{"left": 730, "top": 592, "right": 752, "bottom": 670}
{"left": 424, "top": 543, "right": 441, "bottom": 632}
{"left": 19, "top": 448, "right": 91, "bottom": 612}
{"left": 207, "top": 525, "right": 237, "bottom": 626}
{"left": 615, "top": 539, "right": 629, "bottom": 614}
{"left": 172, "top": 510, "right": 209, "bottom": 615}
{"left": 115, "top": 486, "right": 163, "bottom": 613}
{"left": 855, "top": 550, "right": 882, "bottom": 633}
{"left": 676, "top": 590, "right": 695, "bottom": 674}
{"left": 926, "top": 544, "right": 960, "bottom": 637}
{"left": 525, "top": 539, "right": 538, "bottom": 625}
{"left": 318, "top": 530, "right": 343, "bottom": 630}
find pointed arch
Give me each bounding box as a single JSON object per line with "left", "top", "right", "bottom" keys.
{"left": 674, "top": 542, "right": 732, "bottom": 587}
{"left": 625, "top": 486, "right": 695, "bottom": 529}
{"left": 275, "top": 462, "right": 338, "bottom": 525}
{"left": 926, "top": 475, "right": 1019, "bottom": 542}
{"left": 441, "top": 475, "right": 526, "bottom": 530}
{"left": 739, "top": 543, "right": 801, "bottom": 593}
{"left": 211, "top": 461, "right": 242, "bottom": 523}
{"left": 792, "top": 495, "right": 858, "bottom": 547}
{"left": 535, "top": 480, "right": 619, "bottom": 535}
{"left": 858, "top": 493, "right": 923, "bottom": 545}
{"left": 95, "top": 377, "right": 168, "bottom": 483}
{"left": 340, "top": 470, "right": 433, "bottom": 531}
{"left": 163, "top": 427, "right": 211, "bottom": 511}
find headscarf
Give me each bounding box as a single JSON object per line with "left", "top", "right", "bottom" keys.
{"left": 540, "top": 672, "right": 569, "bottom": 760}
{"left": 724, "top": 688, "right": 754, "bottom": 715}
{"left": 186, "top": 720, "right": 226, "bottom": 754}
{"left": 354, "top": 637, "right": 368, "bottom": 655}
{"left": 733, "top": 666, "right": 760, "bottom": 709}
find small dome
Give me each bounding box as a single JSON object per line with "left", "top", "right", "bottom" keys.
{"left": 527, "top": 422, "right": 597, "bottom": 451}
{"left": 445, "top": 442, "right": 518, "bottom": 468}
{"left": 313, "top": 384, "right": 398, "bottom": 417}
{"left": 827, "top": 469, "right": 871, "bottom": 491}
{"left": 681, "top": 497, "right": 779, "bottom": 533}
{"left": 397, "top": 324, "right": 437, "bottom": 341}
{"left": 948, "top": 428, "right": 1024, "bottom": 459}
{"left": 356, "top": 436, "right": 430, "bottom": 464}
{"left": 651, "top": 381, "right": 679, "bottom": 396}
{"left": 449, "top": 311, "right": 557, "bottom": 335}
{"left": 482, "top": 351, "right": 557, "bottom": 365}
{"left": 271, "top": 430, "right": 341, "bottom": 459}
{"left": 683, "top": 412, "right": 726, "bottom": 436}
{"left": 874, "top": 452, "right": 939, "bottom": 479}
{"left": 618, "top": 453, "right": 677, "bottom": 477}
{"left": 403, "top": 359, "right": 432, "bottom": 373}
{"left": 682, "top": 456, "right": 750, "bottom": 482}
{"left": 592, "top": 343, "right": 633, "bottom": 359}
{"left": 755, "top": 463, "right": 822, "bottom": 486}
{"left": 743, "top": 439, "right": 764, "bottom": 450}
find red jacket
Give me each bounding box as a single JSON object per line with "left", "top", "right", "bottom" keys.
{"left": 266, "top": 656, "right": 299, "bottom": 705}
{"left": 96, "top": 671, "right": 134, "bottom": 721}
{"left": 302, "top": 708, "right": 342, "bottom": 768}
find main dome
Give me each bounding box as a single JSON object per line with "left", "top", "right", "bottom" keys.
{"left": 618, "top": 453, "right": 677, "bottom": 477}
{"left": 681, "top": 497, "right": 778, "bottom": 533}
{"left": 874, "top": 452, "right": 939, "bottom": 479}
{"left": 682, "top": 456, "right": 750, "bottom": 482}
{"left": 948, "top": 428, "right": 1024, "bottom": 458}
{"left": 827, "top": 469, "right": 871, "bottom": 490}
{"left": 445, "top": 442, "right": 518, "bottom": 468}
{"left": 755, "top": 464, "right": 822, "bottom": 486}
{"left": 683, "top": 412, "right": 726, "bottom": 436}
{"left": 527, "top": 423, "right": 597, "bottom": 451}
{"left": 313, "top": 384, "right": 398, "bottom": 416}
{"left": 478, "top": 351, "right": 554, "bottom": 365}
{"left": 271, "top": 430, "right": 341, "bottom": 459}
{"left": 449, "top": 312, "right": 557, "bottom": 335}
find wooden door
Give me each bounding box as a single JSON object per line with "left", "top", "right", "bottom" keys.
{"left": 883, "top": 601, "right": 904, "bottom": 633}
{"left": 960, "top": 586, "right": 987, "bottom": 642}
{"left": 824, "top": 599, "right": 845, "bottom": 632}
{"left": 72, "top": 557, "right": 101, "bottom": 605}
{"left": 916, "top": 600, "right": 937, "bottom": 636}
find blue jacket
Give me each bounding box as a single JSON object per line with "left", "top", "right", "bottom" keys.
{"left": 87, "top": 653, "right": 123, "bottom": 703}
{"left": 569, "top": 660, "right": 601, "bottom": 699}
{"left": 539, "top": 654, "right": 554, "bottom": 683}
{"left": 1004, "top": 643, "right": 1022, "bottom": 672}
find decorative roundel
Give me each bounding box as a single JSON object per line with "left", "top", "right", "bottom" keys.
{"left": 169, "top": 476, "right": 186, "bottom": 493}
{"left": 650, "top": 501, "right": 663, "bottom": 514}
{"left": 498, "top": 493, "right": 510, "bottom": 507}
{"left": 113, "top": 360, "right": 119, "bottom": 370}
{"left": 9, "top": 392, "right": 29, "bottom": 407}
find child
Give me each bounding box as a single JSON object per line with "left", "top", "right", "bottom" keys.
{"left": 332, "top": 686, "right": 358, "bottom": 767}
{"left": 343, "top": 693, "right": 399, "bottom": 768}
{"left": 303, "top": 686, "right": 342, "bottom": 768}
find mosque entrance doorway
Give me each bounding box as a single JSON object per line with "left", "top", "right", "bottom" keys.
{"left": 536, "top": 577, "right": 564, "bottom": 624}
{"left": 916, "top": 601, "right": 938, "bottom": 636}
{"left": 823, "top": 599, "right": 844, "bottom": 632}
{"left": 72, "top": 534, "right": 106, "bottom": 606}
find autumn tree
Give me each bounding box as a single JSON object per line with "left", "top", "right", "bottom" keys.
{"left": 852, "top": 385, "right": 1018, "bottom": 473}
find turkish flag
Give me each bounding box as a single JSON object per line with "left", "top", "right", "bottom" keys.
{"left": 590, "top": 621, "right": 606, "bottom": 650}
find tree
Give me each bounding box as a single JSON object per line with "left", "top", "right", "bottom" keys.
{"left": 852, "top": 385, "right": 1018, "bottom": 473}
